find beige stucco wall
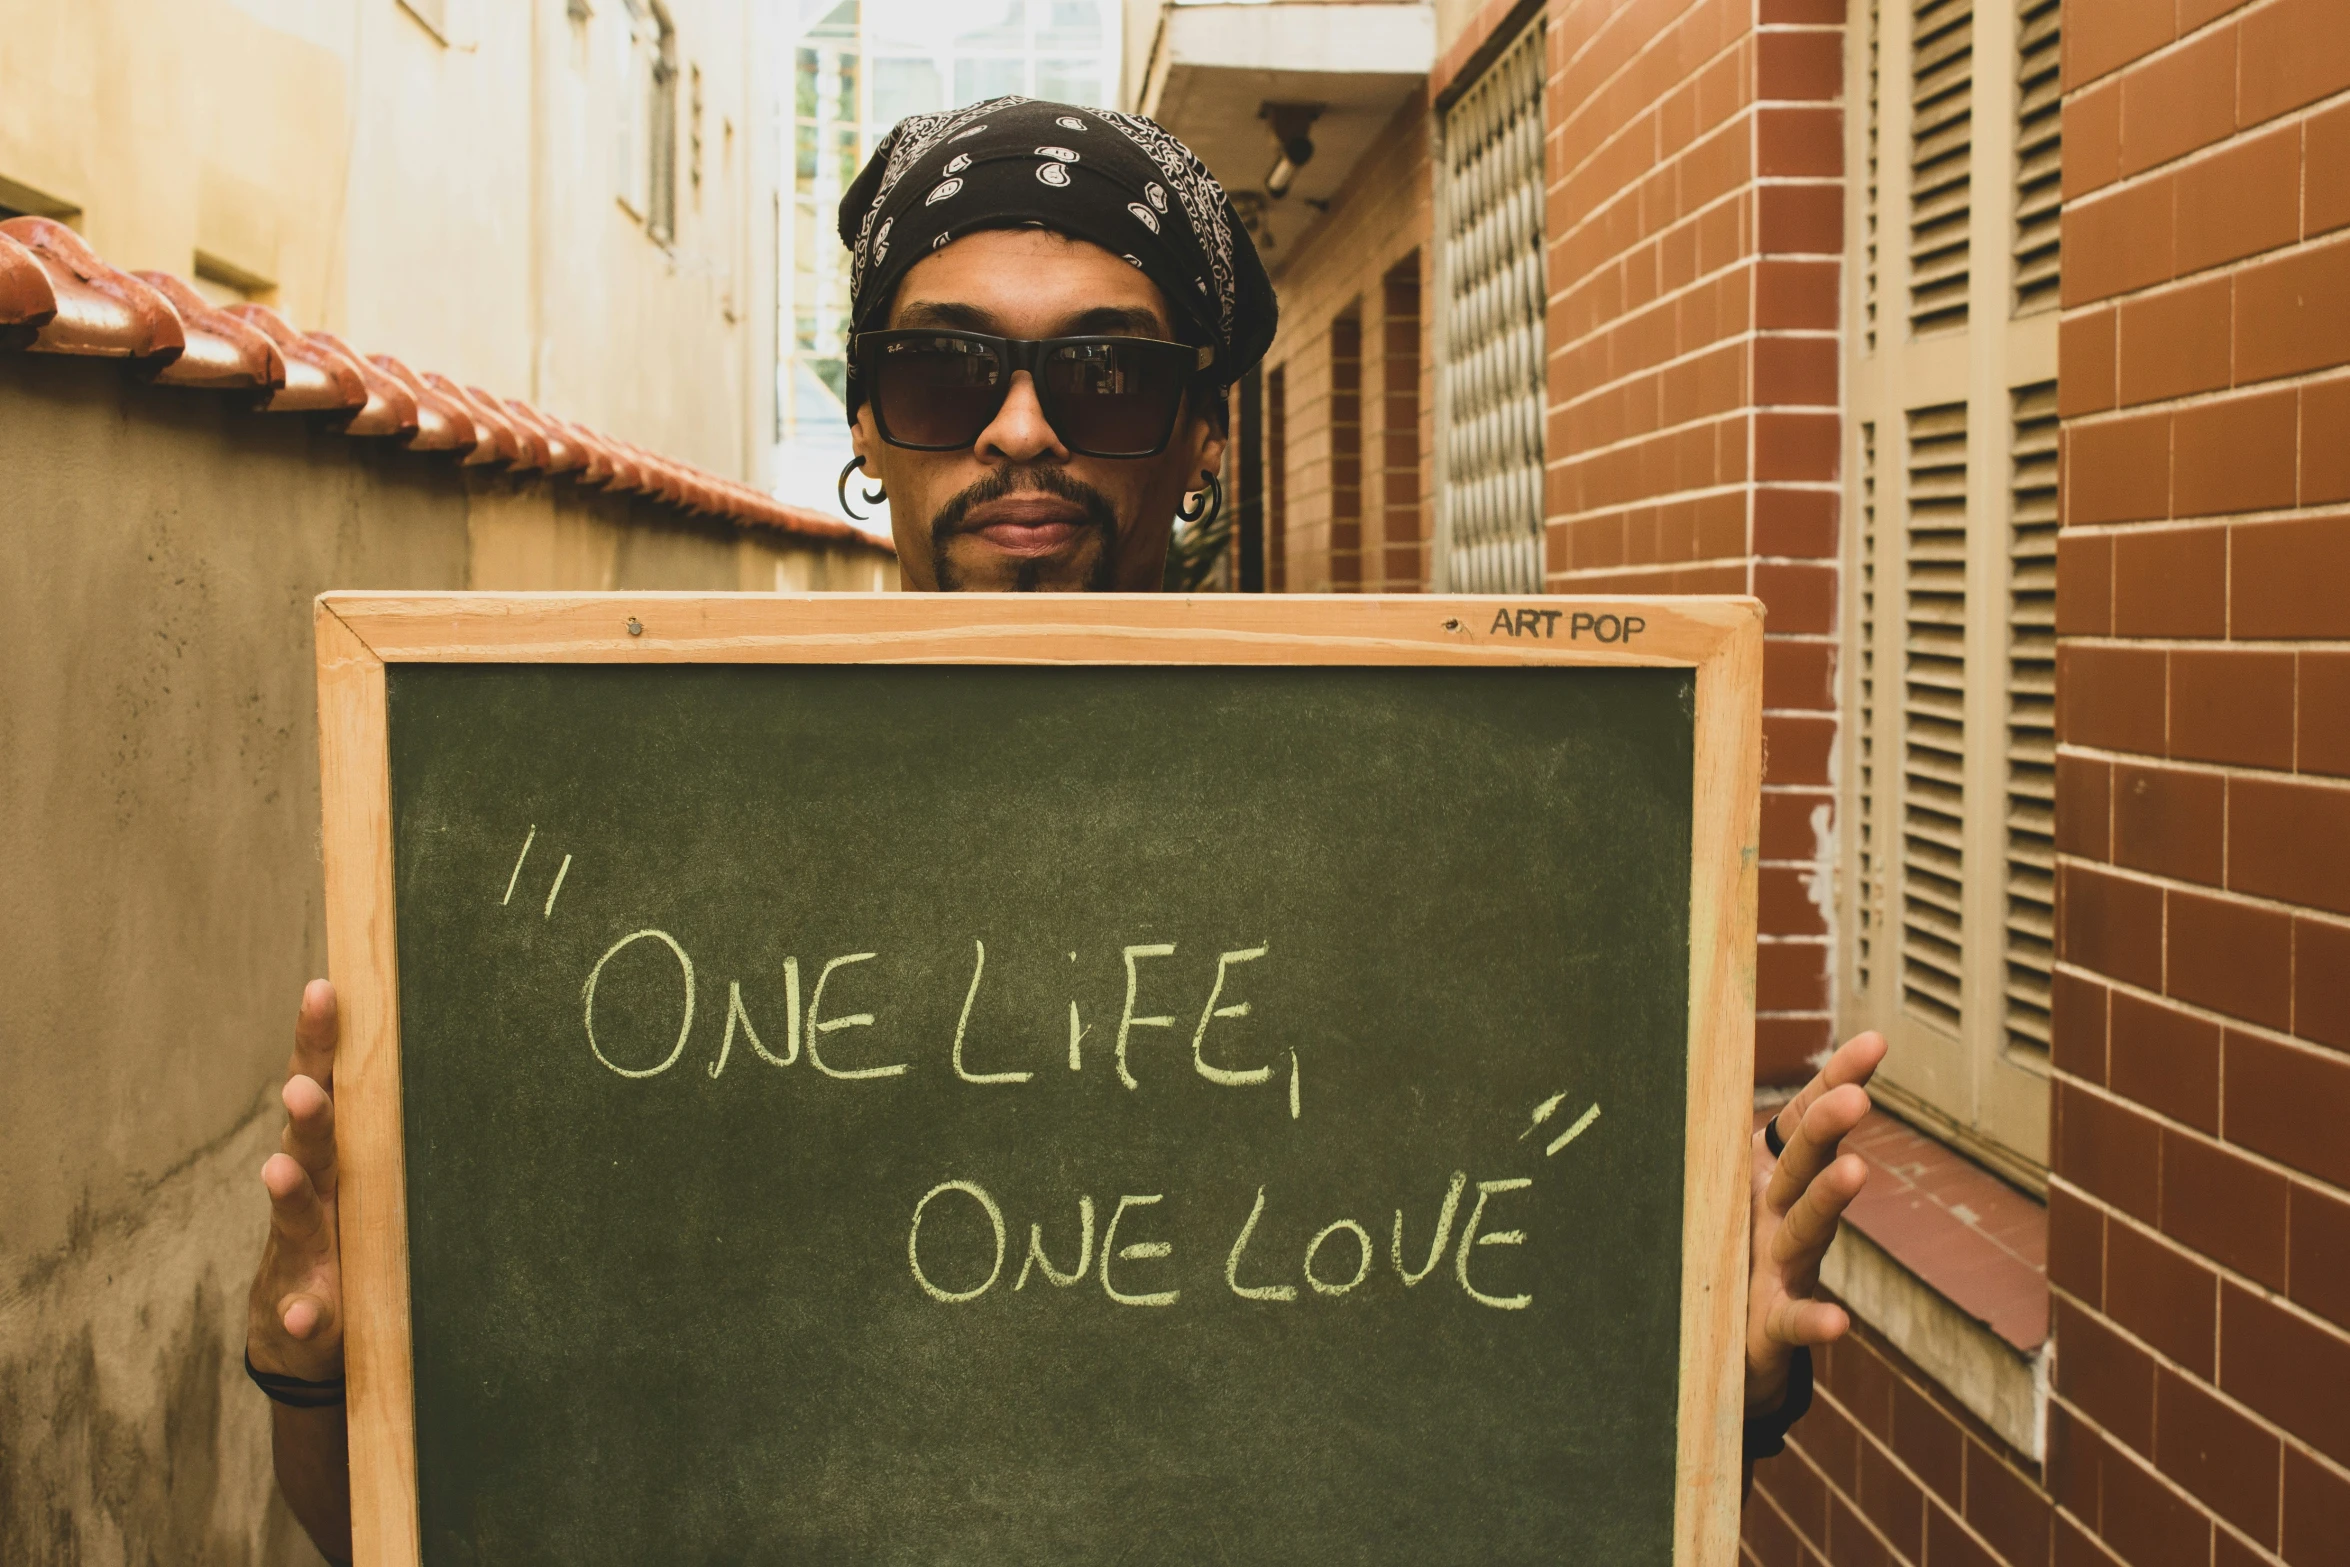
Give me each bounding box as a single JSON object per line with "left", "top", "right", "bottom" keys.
{"left": 0, "top": 0, "right": 780, "bottom": 485}
{"left": 0, "top": 352, "right": 883, "bottom": 1564}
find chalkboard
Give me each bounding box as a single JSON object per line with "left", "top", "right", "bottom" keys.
{"left": 316, "top": 594, "right": 1761, "bottom": 1567}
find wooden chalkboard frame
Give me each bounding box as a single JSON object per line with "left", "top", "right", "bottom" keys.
{"left": 314, "top": 591, "right": 1763, "bottom": 1567}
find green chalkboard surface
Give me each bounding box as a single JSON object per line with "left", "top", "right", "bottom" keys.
{"left": 380, "top": 659, "right": 1698, "bottom": 1564}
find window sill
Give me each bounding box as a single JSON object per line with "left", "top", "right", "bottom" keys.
{"left": 1766, "top": 1108, "right": 2052, "bottom": 1459}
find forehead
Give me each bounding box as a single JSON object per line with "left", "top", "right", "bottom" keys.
{"left": 886, "top": 227, "right": 1175, "bottom": 336}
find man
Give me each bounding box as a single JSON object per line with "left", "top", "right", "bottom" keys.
{"left": 246, "top": 98, "right": 1884, "bottom": 1560}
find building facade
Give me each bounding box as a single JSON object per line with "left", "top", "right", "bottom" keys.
{"left": 0, "top": 0, "right": 782, "bottom": 485}
{"left": 1140, "top": 0, "right": 2350, "bottom": 1561}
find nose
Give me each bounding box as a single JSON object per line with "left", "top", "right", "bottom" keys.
{"left": 973, "top": 370, "right": 1068, "bottom": 466}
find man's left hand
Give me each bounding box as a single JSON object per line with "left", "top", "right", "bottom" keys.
{"left": 1745, "top": 1030, "right": 1886, "bottom": 1416}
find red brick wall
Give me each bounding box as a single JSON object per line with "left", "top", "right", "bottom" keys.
{"left": 2046, "top": 0, "right": 2350, "bottom": 1562}
{"left": 1543, "top": 0, "right": 1847, "bottom": 1082}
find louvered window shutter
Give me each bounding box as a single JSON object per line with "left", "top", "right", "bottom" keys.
{"left": 1902, "top": 403, "right": 1969, "bottom": 1029}
{"left": 1909, "top": 0, "right": 1973, "bottom": 336}
{"left": 1436, "top": 21, "right": 1547, "bottom": 593}
{"left": 1865, "top": 0, "right": 1883, "bottom": 353}
{"left": 2014, "top": 0, "right": 2063, "bottom": 314}
{"left": 1857, "top": 423, "right": 1884, "bottom": 992}
{"left": 2003, "top": 383, "right": 2059, "bottom": 1052}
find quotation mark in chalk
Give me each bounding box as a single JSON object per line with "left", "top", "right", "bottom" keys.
{"left": 1520, "top": 1092, "right": 1602, "bottom": 1157}
{"left": 501, "top": 825, "right": 574, "bottom": 919}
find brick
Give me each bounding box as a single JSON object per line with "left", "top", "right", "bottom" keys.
{"left": 1802, "top": 1393, "right": 1863, "bottom": 1494}
{"left": 2176, "top": 124, "right": 2302, "bottom": 275}
{"left": 2048, "top": 1401, "right": 2099, "bottom": 1529}
{"left": 2111, "top": 763, "right": 2224, "bottom": 885}
{"left": 2174, "top": 390, "right": 2300, "bottom": 520}
{"left": 2233, "top": 513, "right": 2350, "bottom": 639}
{"left": 2289, "top": 1180, "right": 2350, "bottom": 1332}
{"left": 2112, "top": 525, "right": 2228, "bottom": 636}
{"left": 2169, "top": 648, "right": 2296, "bottom": 770}
{"left": 2066, "top": 177, "right": 2177, "bottom": 307}
{"left": 1761, "top": 864, "right": 1828, "bottom": 935}
{"left": 2066, "top": 0, "right": 2177, "bottom": 89}
{"left": 2054, "top": 1511, "right": 2126, "bottom": 1567}
{"left": 2050, "top": 1182, "right": 2107, "bottom": 1307}
{"left": 1856, "top": 1434, "right": 1926, "bottom": 1558}
{"left": 2067, "top": 412, "right": 2171, "bottom": 526}
{"left": 1766, "top": 1442, "right": 1833, "bottom": 1545}
{"left": 2057, "top": 753, "right": 2115, "bottom": 860}
{"left": 1754, "top": 412, "right": 1839, "bottom": 482}
{"left": 1755, "top": 336, "right": 1838, "bottom": 407}
{"left": 2097, "top": 1418, "right": 2219, "bottom": 1567}
{"left": 2057, "top": 1296, "right": 2157, "bottom": 1452}
{"left": 2053, "top": 968, "right": 2112, "bottom": 1083}
{"left": 1925, "top": 1502, "right": 1998, "bottom": 1567}
{"left": 2300, "top": 652, "right": 2350, "bottom": 777}
{"left": 1756, "top": 1016, "right": 1831, "bottom": 1084}
{"left": 2283, "top": 1446, "right": 2350, "bottom": 1567}
{"left": 2235, "top": 235, "right": 2350, "bottom": 385}
{"left": 1827, "top": 1488, "right": 1895, "bottom": 1567}
{"left": 2154, "top": 1366, "right": 2281, "bottom": 1546}
{"left": 1757, "top": 105, "right": 1841, "bottom": 178}
{"left": 1965, "top": 1441, "right": 2056, "bottom": 1567}
{"left": 1757, "top": 28, "right": 1841, "bottom": 101}
{"left": 2221, "top": 1279, "right": 2350, "bottom": 1466}
{"left": 1759, "top": 939, "right": 1829, "bottom": 1012}
{"left": 1755, "top": 561, "right": 1835, "bottom": 632}
{"left": 2215, "top": 1526, "right": 2268, "bottom": 1567}
{"left": 2239, "top": 0, "right": 2350, "bottom": 127}
{"left": 1755, "top": 259, "right": 1837, "bottom": 331}
{"left": 2056, "top": 1081, "right": 2162, "bottom": 1222}
{"left": 2226, "top": 1031, "right": 2350, "bottom": 1188}
{"left": 2055, "top": 533, "right": 2114, "bottom": 635}
{"left": 2297, "top": 915, "right": 2350, "bottom": 1051}
{"left": 2110, "top": 990, "right": 2221, "bottom": 1132}
{"left": 1839, "top": 1334, "right": 1898, "bottom": 1440}
{"left": 2057, "top": 645, "right": 2167, "bottom": 756}
{"left": 2116, "top": 279, "right": 2231, "bottom": 407}
{"left": 2119, "top": 25, "right": 2240, "bottom": 178}
{"left": 1891, "top": 1378, "right": 1962, "bottom": 1507}
{"left": 2063, "top": 306, "right": 2120, "bottom": 416}
{"left": 2107, "top": 1221, "right": 2220, "bottom": 1376}
{"left": 1764, "top": 712, "right": 1835, "bottom": 787}
{"left": 2310, "top": 102, "right": 2350, "bottom": 239}
{"left": 2067, "top": 79, "right": 2123, "bottom": 200}
{"left": 1764, "top": 638, "right": 1834, "bottom": 709}
{"left": 1742, "top": 1486, "right": 1802, "bottom": 1567}
{"left": 2168, "top": 889, "right": 2294, "bottom": 1031}
{"left": 1754, "top": 485, "right": 1834, "bottom": 557}
{"left": 1757, "top": 183, "right": 1842, "bottom": 254}
{"left": 2230, "top": 775, "right": 2350, "bottom": 917}
{"left": 2303, "top": 376, "right": 2350, "bottom": 505}
{"left": 1761, "top": 789, "right": 1830, "bottom": 861}
{"left": 2061, "top": 863, "right": 2165, "bottom": 992}
{"left": 2161, "top": 1129, "right": 2289, "bottom": 1290}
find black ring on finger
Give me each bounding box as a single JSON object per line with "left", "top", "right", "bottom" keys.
{"left": 1763, "top": 1113, "right": 1788, "bottom": 1158}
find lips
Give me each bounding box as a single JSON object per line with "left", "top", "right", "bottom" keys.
{"left": 955, "top": 494, "right": 1094, "bottom": 557}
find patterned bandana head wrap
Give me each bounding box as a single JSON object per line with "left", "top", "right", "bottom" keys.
{"left": 838, "top": 96, "right": 1277, "bottom": 422}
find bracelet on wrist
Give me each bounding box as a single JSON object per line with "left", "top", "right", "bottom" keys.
{"left": 1742, "top": 1344, "right": 1813, "bottom": 1463}
{"left": 244, "top": 1349, "right": 346, "bottom": 1409}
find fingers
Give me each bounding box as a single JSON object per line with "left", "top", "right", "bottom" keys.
{"left": 279, "top": 1291, "right": 335, "bottom": 1343}
{"left": 263, "top": 1152, "right": 331, "bottom": 1249}
{"left": 287, "top": 979, "right": 339, "bottom": 1097}
{"left": 1765, "top": 1030, "right": 1885, "bottom": 1150}
{"left": 280, "top": 1074, "right": 339, "bottom": 1200}
{"left": 1765, "top": 1294, "right": 1852, "bottom": 1348}
{"left": 1771, "top": 1151, "right": 1868, "bottom": 1276}
{"left": 1766, "top": 1082, "right": 1872, "bottom": 1215}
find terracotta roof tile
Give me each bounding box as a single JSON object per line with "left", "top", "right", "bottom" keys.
{"left": 135, "top": 271, "right": 286, "bottom": 390}
{"left": 1, "top": 217, "right": 184, "bottom": 364}
{"left": 0, "top": 222, "right": 886, "bottom": 553}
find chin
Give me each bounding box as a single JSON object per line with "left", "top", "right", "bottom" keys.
{"left": 936, "top": 536, "right": 1114, "bottom": 592}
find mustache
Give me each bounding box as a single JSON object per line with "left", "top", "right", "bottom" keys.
{"left": 929, "top": 464, "right": 1121, "bottom": 543}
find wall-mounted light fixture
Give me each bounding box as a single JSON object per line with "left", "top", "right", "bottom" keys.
{"left": 1260, "top": 103, "right": 1323, "bottom": 199}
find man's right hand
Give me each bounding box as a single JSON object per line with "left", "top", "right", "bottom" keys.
{"left": 247, "top": 979, "right": 345, "bottom": 1381}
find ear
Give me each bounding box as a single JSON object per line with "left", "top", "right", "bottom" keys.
{"left": 1184, "top": 396, "right": 1229, "bottom": 489}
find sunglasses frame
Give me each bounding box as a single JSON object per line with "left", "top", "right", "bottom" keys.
{"left": 852, "top": 330, "right": 1217, "bottom": 459}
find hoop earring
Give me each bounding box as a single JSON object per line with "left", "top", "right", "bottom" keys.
{"left": 837, "top": 455, "right": 888, "bottom": 521}
{"left": 1176, "top": 472, "right": 1223, "bottom": 528}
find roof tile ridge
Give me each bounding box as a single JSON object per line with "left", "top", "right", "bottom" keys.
{"left": 419, "top": 374, "right": 523, "bottom": 466}
{"left": 467, "top": 384, "right": 548, "bottom": 471}
{"left": 305, "top": 330, "right": 421, "bottom": 439}
{"left": 497, "top": 396, "right": 581, "bottom": 474}
{"left": 221, "top": 303, "right": 369, "bottom": 414}
{"left": 0, "top": 231, "right": 59, "bottom": 347}
{"left": 0, "top": 216, "right": 185, "bottom": 365}
{"left": 366, "top": 354, "right": 478, "bottom": 454}
{"left": 133, "top": 271, "right": 286, "bottom": 391}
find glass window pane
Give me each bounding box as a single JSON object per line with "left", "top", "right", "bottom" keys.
{"left": 872, "top": 57, "right": 943, "bottom": 125}
{"left": 1033, "top": 56, "right": 1101, "bottom": 104}
{"left": 953, "top": 56, "right": 1024, "bottom": 105}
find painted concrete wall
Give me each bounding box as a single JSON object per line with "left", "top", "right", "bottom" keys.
{"left": 0, "top": 352, "right": 878, "bottom": 1564}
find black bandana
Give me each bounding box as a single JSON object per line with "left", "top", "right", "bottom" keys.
{"left": 838, "top": 96, "right": 1277, "bottom": 420}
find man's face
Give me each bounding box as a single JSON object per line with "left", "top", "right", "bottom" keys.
{"left": 852, "top": 228, "right": 1228, "bottom": 592}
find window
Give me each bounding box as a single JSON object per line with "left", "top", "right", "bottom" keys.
{"left": 1839, "top": 0, "right": 2062, "bottom": 1187}
{"left": 1378, "top": 255, "right": 1423, "bottom": 591}
{"left": 1267, "top": 367, "right": 1288, "bottom": 592}
{"left": 1432, "top": 18, "right": 1545, "bottom": 593}
{"left": 1330, "top": 304, "right": 1363, "bottom": 590}
{"left": 619, "top": 0, "right": 678, "bottom": 244}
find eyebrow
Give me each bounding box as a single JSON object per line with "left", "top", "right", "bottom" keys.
{"left": 893, "top": 300, "right": 1172, "bottom": 339}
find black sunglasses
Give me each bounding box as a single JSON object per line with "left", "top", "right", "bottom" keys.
{"left": 852, "top": 330, "right": 1217, "bottom": 459}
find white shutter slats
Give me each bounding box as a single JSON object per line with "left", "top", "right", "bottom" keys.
{"left": 1902, "top": 402, "right": 1968, "bottom": 1031}
{"left": 2004, "top": 381, "right": 2060, "bottom": 1053}
{"left": 2014, "top": 0, "right": 2064, "bottom": 315}
{"left": 1908, "top": 0, "right": 1974, "bottom": 337}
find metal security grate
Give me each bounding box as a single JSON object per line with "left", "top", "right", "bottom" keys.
{"left": 1857, "top": 422, "right": 1883, "bottom": 992}
{"left": 2014, "top": 0, "right": 2063, "bottom": 314}
{"left": 1909, "top": 0, "right": 1974, "bottom": 336}
{"left": 1902, "top": 403, "right": 1969, "bottom": 1029}
{"left": 1437, "top": 19, "right": 1547, "bottom": 593}
{"left": 2004, "top": 382, "right": 2059, "bottom": 1053}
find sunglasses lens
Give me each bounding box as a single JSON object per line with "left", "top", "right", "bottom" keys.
{"left": 872, "top": 336, "right": 1005, "bottom": 448}
{"left": 1042, "top": 341, "right": 1190, "bottom": 456}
